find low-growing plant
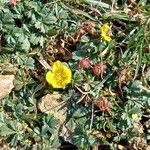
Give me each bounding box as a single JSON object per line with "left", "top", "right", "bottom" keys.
{"left": 0, "top": 0, "right": 150, "bottom": 149}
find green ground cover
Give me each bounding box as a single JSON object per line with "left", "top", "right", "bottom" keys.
{"left": 0, "top": 0, "right": 150, "bottom": 149}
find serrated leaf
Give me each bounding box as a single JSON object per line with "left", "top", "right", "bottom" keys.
{"left": 26, "top": 57, "right": 35, "bottom": 69}
{"left": 80, "top": 0, "right": 109, "bottom": 8}
{"left": 21, "top": 38, "right": 30, "bottom": 50}
{"left": 35, "top": 21, "right": 45, "bottom": 33}
{"left": 0, "top": 125, "right": 16, "bottom": 136}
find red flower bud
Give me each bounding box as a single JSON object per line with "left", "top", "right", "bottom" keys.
{"left": 9, "top": 0, "right": 20, "bottom": 6}
{"left": 92, "top": 63, "right": 106, "bottom": 76}
{"left": 79, "top": 58, "right": 90, "bottom": 69}
{"left": 96, "top": 96, "right": 111, "bottom": 112}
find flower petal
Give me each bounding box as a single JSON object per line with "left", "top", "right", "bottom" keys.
{"left": 100, "top": 23, "right": 112, "bottom": 42}
{"left": 52, "top": 60, "right": 63, "bottom": 72}
{"left": 46, "top": 71, "right": 60, "bottom": 88}
{"left": 62, "top": 65, "right": 72, "bottom": 84}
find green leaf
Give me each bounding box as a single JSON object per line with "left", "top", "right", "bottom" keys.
{"left": 47, "top": 28, "right": 57, "bottom": 36}
{"left": 80, "top": 0, "right": 110, "bottom": 8}
{"left": 61, "top": 3, "right": 96, "bottom": 21}
{"left": 0, "top": 125, "right": 16, "bottom": 136}
{"left": 26, "top": 57, "right": 35, "bottom": 69}
{"left": 21, "top": 38, "right": 30, "bottom": 50}
{"left": 103, "top": 12, "right": 130, "bottom": 20}
{"left": 35, "top": 21, "right": 45, "bottom": 33}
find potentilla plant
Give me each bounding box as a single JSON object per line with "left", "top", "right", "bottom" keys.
{"left": 0, "top": 0, "right": 149, "bottom": 150}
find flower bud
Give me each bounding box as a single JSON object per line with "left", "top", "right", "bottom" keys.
{"left": 95, "top": 96, "right": 111, "bottom": 112}
{"left": 92, "top": 63, "right": 106, "bottom": 76}
{"left": 79, "top": 58, "right": 90, "bottom": 69}
{"left": 9, "top": 0, "right": 20, "bottom": 6}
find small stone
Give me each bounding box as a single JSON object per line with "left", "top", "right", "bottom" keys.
{"left": 38, "top": 93, "right": 66, "bottom": 124}
{"left": 0, "top": 75, "right": 15, "bottom": 100}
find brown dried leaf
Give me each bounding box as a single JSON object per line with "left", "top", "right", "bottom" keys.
{"left": 92, "top": 144, "right": 99, "bottom": 150}
{"left": 118, "top": 145, "right": 128, "bottom": 150}
{"left": 0, "top": 75, "right": 14, "bottom": 100}
{"left": 130, "top": 137, "right": 148, "bottom": 150}
{"left": 68, "top": 21, "right": 98, "bottom": 44}
{"left": 46, "top": 44, "right": 72, "bottom": 61}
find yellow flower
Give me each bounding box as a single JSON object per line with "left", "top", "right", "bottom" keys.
{"left": 100, "top": 23, "right": 112, "bottom": 42}
{"left": 132, "top": 114, "right": 139, "bottom": 122}
{"left": 46, "top": 60, "right": 72, "bottom": 88}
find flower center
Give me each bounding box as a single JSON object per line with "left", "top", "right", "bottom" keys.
{"left": 56, "top": 72, "right": 63, "bottom": 85}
